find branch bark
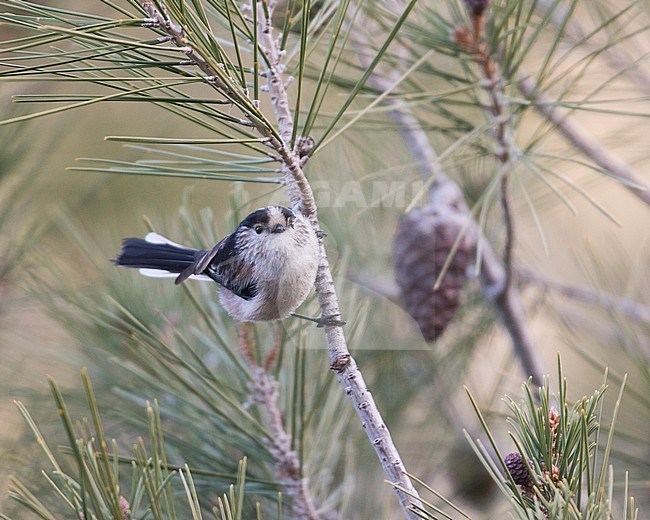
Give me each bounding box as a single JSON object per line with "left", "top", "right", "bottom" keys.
{"left": 468, "top": 15, "right": 519, "bottom": 304}
{"left": 468, "top": 18, "right": 549, "bottom": 387}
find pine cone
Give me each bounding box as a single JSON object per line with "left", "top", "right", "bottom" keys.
{"left": 393, "top": 205, "right": 477, "bottom": 341}
{"left": 504, "top": 452, "right": 533, "bottom": 486}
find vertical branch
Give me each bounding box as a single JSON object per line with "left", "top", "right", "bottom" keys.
{"left": 255, "top": 0, "right": 292, "bottom": 145}
{"left": 238, "top": 324, "right": 322, "bottom": 519}
{"left": 468, "top": 10, "right": 516, "bottom": 292}
{"left": 255, "top": 0, "right": 311, "bottom": 215}
{"left": 254, "top": 3, "right": 424, "bottom": 517}
{"left": 352, "top": 3, "right": 545, "bottom": 386}
{"left": 499, "top": 175, "right": 514, "bottom": 290}
{"left": 458, "top": 7, "right": 547, "bottom": 386}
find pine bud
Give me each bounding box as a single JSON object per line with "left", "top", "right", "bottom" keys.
{"left": 453, "top": 25, "right": 474, "bottom": 50}
{"left": 393, "top": 206, "right": 476, "bottom": 341}
{"left": 504, "top": 452, "right": 533, "bottom": 486}
{"left": 548, "top": 407, "right": 560, "bottom": 433}
{"left": 119, "top": 496, "right": 131, "bottom": 519}
{"left": 464, "top": 0, "right": 490, "bottom": 17}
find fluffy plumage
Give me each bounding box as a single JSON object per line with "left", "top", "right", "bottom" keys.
{"left": 113, "top": 206, "right": 320, "bottom": 322}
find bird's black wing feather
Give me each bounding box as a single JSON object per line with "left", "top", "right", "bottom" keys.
{"left": 175, "top": 232, "right": 258, "bottom": 301}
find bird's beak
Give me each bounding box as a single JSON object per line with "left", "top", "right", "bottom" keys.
{"left": 272, "top": 223, "right": 285, "bottom": 233}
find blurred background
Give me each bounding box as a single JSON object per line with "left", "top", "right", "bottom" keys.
{"left": 0, "top": 0, "right": 648, "bottom": 518}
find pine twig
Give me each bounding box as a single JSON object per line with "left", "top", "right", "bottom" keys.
{"left": 238, "top": 324, "right": 323, "bottom": 519}
{"left": 534, "top": 0, "right": 650, "bottom": 94}
{"left": 461, "top": 11, "right": 549, "bottom": 387}
{"left": 454, "top": 8, "right": 519, "bottom": 296}
{"left": 255, "top": 0, "right": 317, "bottom": 218}
{"left": 517, "top": 268, "right": 650, "bottom": 326}
{"left": 138, "top": 1, "right": 281, "bottom": 147}
{"left": 252, "top": 369, "right": 321, "bottom": 519}
{"left": 517, "top": 73, "right": 650, "bottom": 207}
{"left": 469, "top": 19, "right": 516, "bottom": 294}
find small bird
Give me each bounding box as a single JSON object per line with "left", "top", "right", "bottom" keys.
{"left": 113, "top": 206, "right": 320, "bottom": 322}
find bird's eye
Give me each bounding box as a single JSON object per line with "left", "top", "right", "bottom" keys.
{"left": 254, "top": 225, "right": 264, "bottom": 235}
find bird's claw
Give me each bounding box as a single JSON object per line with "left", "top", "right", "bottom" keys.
{"left": 291, "top": 313, "right": 345, "bottom": 327}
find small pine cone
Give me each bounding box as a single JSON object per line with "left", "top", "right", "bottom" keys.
{"left": 504, "top": 452, "right": 533, "bottom": 486}
{"left": 119, "top": 496, "right": 131, "bottom": 519}
{"left": 464, "top": 0, "right": 490, "bottom": 16}
{"left": 393, "top": 206, "right": 477, "bottom": 341}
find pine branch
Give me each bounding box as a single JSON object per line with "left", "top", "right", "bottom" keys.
{"left": 255, "top": 1, "right": 316, "bottom": 217}
{"left": 131, "top": 1, "right": 423, "bottom": 516}
{"left": 475, "top": 37, "right": 515, "bottom": 290}
{"left": 351, "top": 2, "right": 545, "bottom": 387}
{"left": 468, "top": 357, "right": 636, "bottom": 520}
{"left": 517, "top": 73, "right": 650, "bottom": 207}
{"left": 535, "top": 0, "right": 650, "bottom": 94}
{"left": 238, "top": 324, "right": 323, "bottom": 519}
{"left": 0, "top": 1, "right": 423, "bottom": 514}
{"left": 252, "top": 3, "right": 424, "bottom": 518}
{"left": 459, "top": 9, "right": 548, "bottom": 389}
{"left": 137, "top": 0, "right": 282, "bottom": 147}
{"left": 459, "top": 11, "right": 518, "bottom": 301}
{"left": 517, "top": 267, "right": 650, "bottom": 327}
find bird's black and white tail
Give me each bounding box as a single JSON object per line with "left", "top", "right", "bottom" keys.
{"left": 113, "top": 233, "right": 206, "bottom": 281}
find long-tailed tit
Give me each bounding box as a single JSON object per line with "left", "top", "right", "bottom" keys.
{"left": 113, "top": 206, "right": 320, "bottom": 322}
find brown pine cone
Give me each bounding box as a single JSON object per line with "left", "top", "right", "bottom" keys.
{"left": 393, "top": 205, "right": 477, "bottom": 341}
